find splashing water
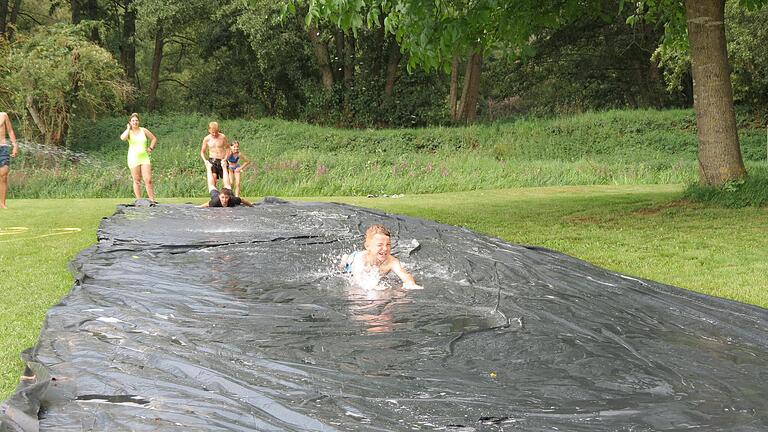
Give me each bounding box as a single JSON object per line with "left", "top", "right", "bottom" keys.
{"left": 16, "top": 139, "right": 103, "bottom": 166}
{"left": 350, "top": 266, "right": 390, "bottom": 291}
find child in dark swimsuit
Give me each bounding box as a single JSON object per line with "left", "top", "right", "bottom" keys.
{"left": 226, "top": 140, "right": 250, "bottom": 197}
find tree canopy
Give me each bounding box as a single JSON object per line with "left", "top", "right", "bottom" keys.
{"left": 2, "top": 0, "right": 768, "bottom": 186}
{"left": 1, "top": 23, "right": 130, "bottom": 144}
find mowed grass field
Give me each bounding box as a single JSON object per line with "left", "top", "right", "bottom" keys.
{"left": 1, "top": 185, "right": 767, "bottom": 398}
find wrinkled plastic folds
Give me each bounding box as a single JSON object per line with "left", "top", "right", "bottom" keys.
{"left": 2, "top": 200, "right": 768, "bottom": 431}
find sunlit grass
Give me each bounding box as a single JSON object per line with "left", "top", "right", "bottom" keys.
{"left": 16, "top": 109, "right": 768, "bottom": 199}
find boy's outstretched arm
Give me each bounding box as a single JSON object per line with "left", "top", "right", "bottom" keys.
{"left": 390, "top": 258, "right": 422, "bottom": 290}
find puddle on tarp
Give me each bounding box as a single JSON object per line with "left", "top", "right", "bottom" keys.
{"left": 2, "top": 200, "right": 767, "bottom": 431}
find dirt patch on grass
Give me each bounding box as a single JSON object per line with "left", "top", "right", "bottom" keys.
{"left": 632, "top": 199, "right": 700, "bottom": 216}
{"left": 563, "top": 215, "right": 608, "bottom": 225}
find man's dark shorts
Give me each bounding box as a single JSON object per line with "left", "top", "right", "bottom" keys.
{"left": 209, "top": 158, "right": 223, "bottom": 179}
{"left": 0, "top": 146, "right": 10, "bottom": 168}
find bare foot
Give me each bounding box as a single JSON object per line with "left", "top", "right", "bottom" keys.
{"left": 403, "top": 282, "right": 423, "bottom": 290}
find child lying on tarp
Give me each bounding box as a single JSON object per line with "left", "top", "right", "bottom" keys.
{"left": 339, "top": 224, "right": 422, "bottom": 290}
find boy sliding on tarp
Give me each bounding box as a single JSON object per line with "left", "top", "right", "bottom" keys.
{"left": 199, "top": 159, "right": 252, "bottom": 208}
{"left": 339, "top": 224, "right": 422, "bottom": 290}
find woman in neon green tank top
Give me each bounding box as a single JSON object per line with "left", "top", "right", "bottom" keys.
{"left": 119, "top": 113, "right": 158, "bottom": 202}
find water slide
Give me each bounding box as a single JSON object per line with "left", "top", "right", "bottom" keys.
{"left": 2, "top": 200, "right": 767, "bottom": 431}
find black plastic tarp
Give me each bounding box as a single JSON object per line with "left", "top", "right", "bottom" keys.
{"left": 2, "top": 200, "right": 768, "bottom": 431}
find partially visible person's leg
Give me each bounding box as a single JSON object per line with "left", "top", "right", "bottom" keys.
{"left": 0, "top": 165, "right": 9, "bottom": 209}
{"left": 141, "top": 163, "right": 155, "bottom": 201}
{"left": 0, "top": 146, "right": 9, "bottom": 208}
{"left": 222, "top": 162, "right": 232, "bottom": 190}
{"left": 206, "top": 166, "right": 216, "bottom": 189}
{"left": 130, "top": 165, "right": 143, "bottom": 199}
{"left": 233, "top": 170, "right": 241, "bottom": 197}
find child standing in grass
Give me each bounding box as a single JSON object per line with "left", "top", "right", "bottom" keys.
{"left": 339, "top": 224, "right": 422, "bottom": 290}
{"left": 226, "top": 140, "right": 250, "bottom": 197}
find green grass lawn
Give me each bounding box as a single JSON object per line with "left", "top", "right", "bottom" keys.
{"left": 1, "top": 185, "right": 767, "bottom": 399}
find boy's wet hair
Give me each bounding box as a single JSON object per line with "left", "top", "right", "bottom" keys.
{"left": 221, "top": 188, "right": 233, "bottom": 197}
{"left": 208, "top": 121, "right": 219, "bottom": 132}
{"left": 365, "top": 224, "right": 390, "bottom": 242}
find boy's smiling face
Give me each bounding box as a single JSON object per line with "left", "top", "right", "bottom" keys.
{"left": 365, "top": 233, "right": 391, "bottom": 265}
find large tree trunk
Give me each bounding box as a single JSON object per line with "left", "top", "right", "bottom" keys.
{"left": 307, "top": 24, "right": 333, "bottom": 91}
{"left": 685, "top": 0, "right": 746, "bottom": 186}
{"left": 457, "top": 45, "right": 483, "bottom": 124}
{"left": 121, "top": 0, "right": 137, "bottom": 86}
{"left": 448, "top": 54, "right": 460, "bottom": 121}
{"left": 456, "top": 52, "right": 471, "bottom": 121}
{"left": 383, "top": 38, "right": 401, "bottom": 98}
{"left": 464, "top": 49, "right": 482, "bottom": 123}
{"left": 147, "top": 26, "right": 164, "bottom": 111}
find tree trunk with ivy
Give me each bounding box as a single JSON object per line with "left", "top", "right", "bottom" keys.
{"left": 7, "top": 0, "right": 20, "bottom": 40}
{"left": 308, "top": 24, "right": 333, "bottom": 91}
{"left": 121, "top": 0, "right": 137, "bottom": 86}
{"left": 343, "top": 34, "right": 354, "bottom": 86}
{"left": 383, "top": 38, "right": 401, "bottom": 98}
{"left": 457, "top": 44, "right": 482, "bottom": 124}
{"left": 85, "top": 0, "right": 100, "bottom": 42}
{"left": 685, "top": 0, "right": 746, "bottom": 186}
{"left": 448, "top": 54, "right": 460, "bottom": 121}
{"left": 71, "top": 0, "right": 80, "bottom": 24}
{"left": 147, "top": 26, "right": 164, "bottom": 111}
{"left": 0, "top": 0, "right": 8, "bottom": 37}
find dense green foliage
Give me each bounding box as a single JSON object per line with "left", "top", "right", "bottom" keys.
{"left": 4, "top": 0, "right": 768, "bottom": 128}
{"left": 4, "top": 109, "right": 767, "bottom": 199}
{"left": 0, "top": 0, "right": 698, "bottom": 128}
{"left": 728, "top": 3, "right": 768, "bottom": 112}
{"left": 0, "top": 24, "right": 129, "bottom": 143}
{"left": 484, "top": 13, "right": 690, "bottom": 116}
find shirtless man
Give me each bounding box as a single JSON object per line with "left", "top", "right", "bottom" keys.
{"left": 200, "top": 121, "right": 230, "bottom": 189}
{"left": 0, "top": 112, "right": 19, "bottom": 209}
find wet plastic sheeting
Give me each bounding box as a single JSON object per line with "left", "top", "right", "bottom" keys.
{"left": 2, "top": 200, "right": 768, "bottom": 431}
